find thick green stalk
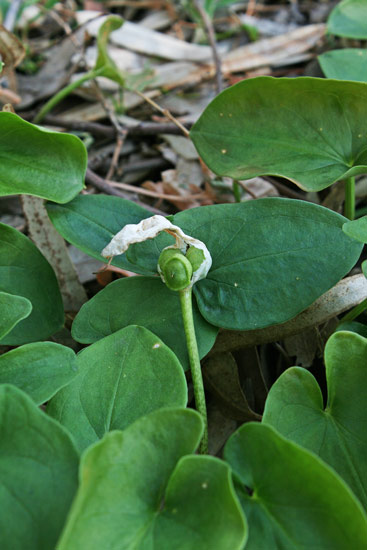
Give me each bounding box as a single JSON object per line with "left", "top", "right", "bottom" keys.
{"left": 33, "top": 70, "right": 99, "bottom": 124}
{"left": 179, "top": 287, "right": 208, "bottom": 454}
{"left": 344, "top": 177, "right": 355, "bottom": 220}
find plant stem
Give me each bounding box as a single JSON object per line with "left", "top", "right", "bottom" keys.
{"left": 133, "top": 89, "right": 190, "bottom": 137}
{"left": 232, "top": 180, "right": 241, "bottom": 203}
{"left": 179, "top": 287, "right": 208, "bottom": 454}
{"left": 339, "top": 298, "right": 367, "bottom": 324}
{"left": 33, "top": 70, "right": 98, "bottom": 124}
{"left": 344, "top": 177, "right": 355, "bottom": 220}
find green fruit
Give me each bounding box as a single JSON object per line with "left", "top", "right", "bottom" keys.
{"left": 158, "top": 249, "right": 193, "bottom": 291}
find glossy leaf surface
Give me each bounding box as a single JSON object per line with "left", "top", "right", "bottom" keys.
{"left": 0, "top": 291, "right": 32, "bottom": 340}
{"left": 191, "top": 77, "right": 367, "bottom": 191}
{"left": 57, "top": 409, "right": 247, "bottom": 550}
{"left": 319, "top": 49, "right": 367, "bottom": 82}
{"left": 0, "top": 112, "right": 86, "bottom": 202}
{"left": 343, "top": 215, "right": 367, "bottom": 242}
{"left": 47, "top": 325, "right": 188, "bottom": 451}
{"left": 0, "top": 385, "right": 79, "bottom": 550}
{"left": 328, "top": 0, "right": 367, "bottom": 39}
{"left": 0, "top": 223, "right": 64, "bottom": 344}
{"left": 72, "top": 277, "right": 218, "bottom": 370}
{"left": 224, "top": 422, "right": 367, "bottom": 550}
{"left": 49, "top": 196, "right": 362, "bottom": 331}
{"left": 0, "top": 342, "right": 78, "bottom": 404}
{"left": 263, "top": 331, "right": 367, "bottom": 507}
{"left": 177, "top": 199, "right": 362, "bottom": 330}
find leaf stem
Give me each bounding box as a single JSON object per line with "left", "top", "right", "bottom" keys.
{"left": 179, "top": 287, "right": 208, "bottom": 454}
{"left": 344, "top": 177, "right": 355, "bottom": 220}
{"left": 33, "top": 70, "right": 99, "bottom": 124}
{"left": 339, "top": 298, "right": 367, "bottom": 324}
{"left": 232, "top": 180, "right": 241, "bottom": 203}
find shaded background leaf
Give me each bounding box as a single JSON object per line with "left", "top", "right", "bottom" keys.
{"left": 327, "top": 0, "right": 367, "bottom": 39}
{"left": 0, "top": 385, "right": 79, "bottom": 550}
{"left": 0, "top": 223, "right": 64, "bottom": 344}
{"left": 0, "top": 342, "right": 78, "bottom": 404}
{"left": 0, "top": 291, "right": 31, "bottom": 339}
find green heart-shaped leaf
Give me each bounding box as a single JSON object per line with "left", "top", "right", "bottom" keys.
{"left": 47, "top": 325, "right": 188, "bottom": 451}
{"left": 0, "top": 291, "right": 32, "bottom": 340}
{"left": 0, "top": 112, "right": 86, "bottom": 202}
{"left": 263, "top": 331, "right": 367, "bottom": 508}
{"left": 0, "top": 385, "right": 79, "bottom": 550}
{"left": 177, "top": 199, "right": 362, "bottom": 330}
{"left": 0, "top": 342, "right": 78, "bottom": 404}
{"left": 191, "top": 77, "right": 367, "bottom": 191}
{"left": 343, "top": 215, "right": 367, "bottom": 242}
{"left": 0, "top": 223, "right": 64, "bottom": 344}
{"left": 319, "top": 49, "right": 367, "bottom": 82}
{"left": 328, "top": 0, "right": 367, "bottom": 39}
{"left": 224, "top": 422, "right": 367, "bottom": 550}
{"left": 46, "top": 195, "right": 158, "bottom": 274}
{"left": 48, "top": 196, "right": 363, "bottom": 332}
{"left": 57, "top": 409, "right": 247, "bottom": 550}
{"left": 71, "top": 277, "right": 218, "bottom": 371}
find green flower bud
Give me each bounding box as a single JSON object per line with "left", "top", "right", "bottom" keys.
{"left": 186, "top": 246, "right": 205, "bottom": 272}
{"left": 158, "top": 249, "right": 193, "bottom": 291}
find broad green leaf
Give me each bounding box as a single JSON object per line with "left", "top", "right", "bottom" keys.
{"left": 57, "top": 409, "right": 246, "bottom": 550}
{"left": 177, "top": 199, "right": 362, "bottom": 330}
{"left": 319, "top": 49, "right": 367, "bottom": 82}
{"left": 263, "top": 331, "right": 367, "bottom": 508}
{"left": 224, "top": 422, "right": 367, "bottom": 550}
{"left": 363, "top": 259, "right": 367, "bottom": 277}
{"left": 0, "top": 385, "right": 79, "bottom": 550}
{"left": 343, "top": 215, "right": 367, "bottom": 242}
{"left": 47, "top": 325, "right": 188, "bottom": 451}
{"left": 0, "top": 291, "right": 32, "bottom": 339}
{"left": 46, "top": 194, "right": 159, "bottom": 274}
{"left": 49, "top": 196, "right": 363, "bottom": 331}
{"left": 0, "top": 342, "right": 78, "bottom": 404}
{"left": 71, "top": 277, "right": 218, "bottom": 371}
{"left": 95, "top": 15, "right": 125, "bottom": 86}
{"left": 190, "top": 77, "right": 367, "bottom": 192}
{"left": 328, "top": 0, "right": 367, "bottom": 39}
{"left": 0, "top": 223, "right": 64, "bottom": 344}
{"left": 0, "top": 112, "right": 86, "bottom": 202}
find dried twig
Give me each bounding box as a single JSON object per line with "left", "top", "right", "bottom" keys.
{"left": 86, "top": 168, "right": 165, "bottom": 215}
{"left": 133, "top": 89, "right": 190, "bottom": 138}
{"left": 3, "top": 0, "right": 22, "bottom": 31}
{"left": 41, "top": 115, "right": 191, "bottom": 137}
{"left": 192, "top": 0, "right": 223, "bottom": 94}
{"left": 107, "top": 178, "right": 208, "bottom": 202}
